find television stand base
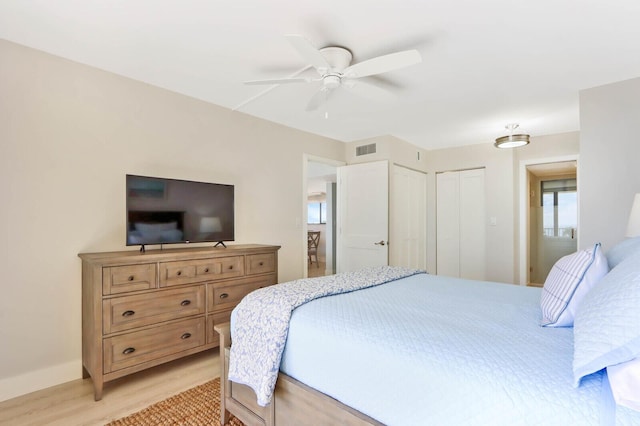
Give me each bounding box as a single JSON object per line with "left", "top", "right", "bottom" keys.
{"left": 139, "top": 245, "right": 146, "bottom": 253}
{"left": 214, "top": 241, "right": 227, "bottom": 248}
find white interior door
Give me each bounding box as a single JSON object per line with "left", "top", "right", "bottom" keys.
{"left": 337, "top": 161, "right": 389, "bottom": 273}
{"left": 436, "top": 172, "right": 460, "bottom": 276}
{"left": 390, "top": 165, "right": 427, "bottom": 269}
{"left": 459, "top": 168, "right": 485, "bottom": 280}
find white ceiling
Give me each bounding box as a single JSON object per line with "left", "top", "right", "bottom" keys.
{"left": 527, "top": 161, "right": 577, "bottom": 178}
{"left": 2, "top": 1, "right": 640, "bottom": 150}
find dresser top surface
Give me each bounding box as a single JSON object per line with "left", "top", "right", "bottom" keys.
{"left": 79, "top": 244, "right": 280, "bottom": 265}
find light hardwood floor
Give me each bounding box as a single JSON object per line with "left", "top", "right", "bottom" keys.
{"left": 308, "top": 261, "right": 327, "bottom": 278}
{"left": 0, "top": 349, "right": 220, "bottom": 426}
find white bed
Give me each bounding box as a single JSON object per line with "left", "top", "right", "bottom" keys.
{"left": 218, "top": 238, "right": 640, "bottom": 425}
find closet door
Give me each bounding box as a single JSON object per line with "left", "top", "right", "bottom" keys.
{"left": 459, "top": 169, "right": 485, "bottom": 280}
{"left": 436, "top": 169, "right": 485, "bottom": 280}
{"left": 390, "top": 165, "right": 427, "bottom": 269}
{"left": 436, "top": 172, "right": 460, "bottom": 276}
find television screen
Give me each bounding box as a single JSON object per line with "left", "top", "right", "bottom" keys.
{"left": 126, "top": 175, "right": 234, "bottom": 247}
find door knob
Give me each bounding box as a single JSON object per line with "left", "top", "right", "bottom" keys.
{"left": 374, "top": 240, "right": 386, "bottom": 246}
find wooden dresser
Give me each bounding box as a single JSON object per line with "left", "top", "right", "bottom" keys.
{"left": 79, "top": 244, "right": 280, "bottom": 401}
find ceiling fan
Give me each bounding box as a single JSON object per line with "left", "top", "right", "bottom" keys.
{"left": 244, "top": 35, "right": 422, "bottom": 111}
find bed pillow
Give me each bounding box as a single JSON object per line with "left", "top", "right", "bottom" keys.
{"left": 606, "top": 236, "right": 640, "bottom": 270}
{"left": 539, "top": 243, "right": 608, "bottom": 327}
{"left": 607, "top": 357, "right": 640, "bottom": 412}
{"left": 573, "top": 252, "right": 640, "bottom": 386}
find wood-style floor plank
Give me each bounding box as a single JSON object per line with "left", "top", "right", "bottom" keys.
{"left": 0, "top": 349, "right": 220, "bottom": 426}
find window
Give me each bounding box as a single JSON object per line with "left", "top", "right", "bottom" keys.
{"left": 541, "top": 179, "right": 577, "bottom": 238}
{"left": 307, "top": 202, "right": 327, "bottom": 224}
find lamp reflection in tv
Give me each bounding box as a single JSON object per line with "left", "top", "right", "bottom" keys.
{"left": 199, "top": 216, "right": 222, "bottom": 239}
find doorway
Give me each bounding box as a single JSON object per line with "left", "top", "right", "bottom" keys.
{"left": 304, "top": 155, "right": 343, "bottom": 278}
{"left": 519, "top": 157, "right": 578, "bottom": 285}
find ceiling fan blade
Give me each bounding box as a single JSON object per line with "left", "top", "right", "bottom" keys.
{"left": 244, "top": 77, "right": 315, "bottom": 85}
{"left": 343, "top": 79, "right": 396, "bottom": 103}
{"left": 343, "top": 50, "right": 422, "bottom": 78}
{"left": 306, "top": 87, "right": 333, "bottom": 111}
{"left": 285, "top": 34, "right": 332, "bottom": 75}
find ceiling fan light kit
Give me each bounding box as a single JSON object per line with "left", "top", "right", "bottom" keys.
{"left": 494, "top": 123, "right": 530, "bottom": 148}
{"left": 244, "top": 35, "right": 422, "bottom": 111}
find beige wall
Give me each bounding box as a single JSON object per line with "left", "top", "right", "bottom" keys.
{"left": 579, "top": 77, "right": 640, "bottom": 251}
{"left": 0, "top": 40, "right": 345, "bottom": 401}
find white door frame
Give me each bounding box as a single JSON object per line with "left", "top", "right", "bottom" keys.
{"left": 518, "top": 154, "right": 579, "bottom": 286}
{"left": 302, "top": 154, "right": 345, "bottom": 278}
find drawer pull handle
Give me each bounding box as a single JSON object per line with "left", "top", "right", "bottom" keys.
{"left": 204, "top": 268, "right": 209, "bottom": 273}
{"left": 128, "top": 275, "right": 134, "bottom": 281}
{"left": 181, "top": 333, "right": 192, "bottom": 340}
{"left": 219, "top": 293, "right": 229, "bottom": 299}
{"left": 180, "top": 300, "right": 191, "bottom": 306}
{"left": 259, "top": 262, "right": 264, "bottom": 266}
{"left": 122, "top": 347, "right": 135, "bottom": 355}
{"left": 122, "top": 310, "right": 135, "bottom": 317}
{"left": 228, "top": 265, "right": 233, "bottom": 270}
{"left": 176, "top": 270, "right": 182, "bottom": 276}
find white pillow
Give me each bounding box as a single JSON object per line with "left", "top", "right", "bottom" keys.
{"left": 607, "top": 357, "right": 640, "bottom": 412}
{"left": 606, "top": 236, "right": 640, "bottom": 270}
{"left": 540, "top": 243, "right": 608, "bottom": 327}
{"left": 573, "top": 252, "right": 640, "bottom": 386}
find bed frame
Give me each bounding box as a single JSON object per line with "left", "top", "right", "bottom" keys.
{"left": 215, "top": 323, "right": 383, "bottom": 426}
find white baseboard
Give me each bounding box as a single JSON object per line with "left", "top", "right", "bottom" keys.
{"left": 0, "top": 359, "right": 81, "bottom": 402}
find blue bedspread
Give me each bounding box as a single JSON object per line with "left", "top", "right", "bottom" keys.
{"left": 228, "top": 266, "right": 423, "bottom": 406}
{"left": 279, "top": 274, "right": 640, "bottom": 425}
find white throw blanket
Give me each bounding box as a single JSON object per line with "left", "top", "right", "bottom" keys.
{"left": 228, "top": 265, "right": 425, "bottom": 406}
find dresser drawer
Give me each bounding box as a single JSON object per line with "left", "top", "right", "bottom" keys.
{"left": 103, "top": 285, "right": 205, "bottom": 334}
{"left": 103, "top": 264, "right": 157, "bottom": 295}
{"left": 207, "top": 309, "right": 232, "bottom": 345}
{"left": 159, "top": 256, "right": 244, "bottom": 287}
{"left": 208, "top": 274, "right": 276, "bottom": 311}
{"left": 103, "top": 317, "right": 205, "bottom": 373}
{"left": 246, "top": 253, "right": 276, "bottom": 275}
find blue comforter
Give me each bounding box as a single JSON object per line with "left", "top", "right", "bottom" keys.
{"left": 228, "top": 266, "right": 423, "bottom": 406}
{"left": 278, "top": 274, "right": 639, "bottom": 425}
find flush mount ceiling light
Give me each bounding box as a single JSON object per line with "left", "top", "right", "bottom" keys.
{"left": 494, "top": 123, "right": 530, "bottom": 148}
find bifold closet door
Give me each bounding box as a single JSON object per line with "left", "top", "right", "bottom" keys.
{"left": 436, "top": 169, "right": 485, "bottom": 280}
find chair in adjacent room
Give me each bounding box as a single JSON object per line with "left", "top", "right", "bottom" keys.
{"left": 308, "top": 231, "right": 320, "bottom": 267}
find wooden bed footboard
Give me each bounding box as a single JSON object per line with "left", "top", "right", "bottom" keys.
{"left": 214, "top": 322, "right": 382, "bottom": 426}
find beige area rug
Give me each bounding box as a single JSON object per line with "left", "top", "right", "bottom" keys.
{"left": 106, "top": 377, "right": 244, "bottom": 426}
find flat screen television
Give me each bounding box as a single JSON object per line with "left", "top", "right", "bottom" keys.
{"left": 126, "top": 174, "right": 234, "bottom": 249}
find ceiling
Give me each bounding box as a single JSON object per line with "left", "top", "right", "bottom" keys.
{"left": 527, "top": 161, "right": 577, "bottom": 178}
{"left": 2, "top": 1, "right": 640, "bottom": 150}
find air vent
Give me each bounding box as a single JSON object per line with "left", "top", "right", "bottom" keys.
{"left": 355, "top": 143, "right": 377, "bottom": 156}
